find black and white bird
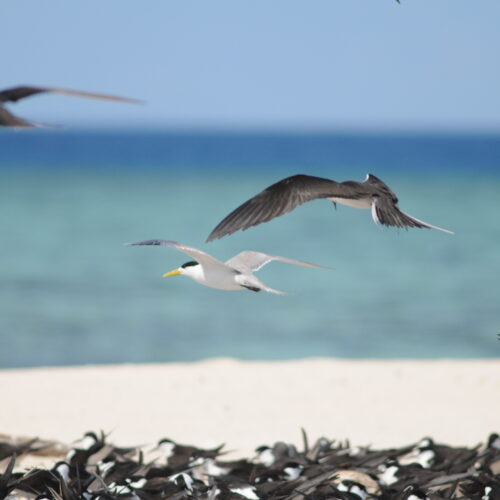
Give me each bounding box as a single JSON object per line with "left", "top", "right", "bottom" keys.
{"left": 126, "top": 240, "right": 331, "bottom": 295}
{"left": 66, "top": 431, "right": 105, "bottom": 467}
{"left": 157, "top": 438, "right": 224, "bottom": 471}
{"left": 0, "top": 85, "right": 141, "bottom": 128}
{"left": 206, "top": 174, "right": 453, "bottom": 241}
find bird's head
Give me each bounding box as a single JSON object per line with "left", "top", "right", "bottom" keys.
{"left": 163, "top": 260, "right": 200, "bottom": 278}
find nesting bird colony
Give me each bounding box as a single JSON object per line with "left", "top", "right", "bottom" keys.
{"left": 0, "top": 432, "right": 499, "bottom": 500}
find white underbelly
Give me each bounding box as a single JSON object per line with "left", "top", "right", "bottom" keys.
{"left": 202, "top": 279, "right": 242, "bottom": 291}
{"left": 195, "top": 269, "right": 243, "bottom": 291}
{"left": 329, "top": 197, "right": 371, "bottom": 209}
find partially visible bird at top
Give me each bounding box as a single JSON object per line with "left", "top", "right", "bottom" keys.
{"left": 126, "top": 240, "right": 332, "bottom": 295}
{"left": 206, "top": 174, "right": 454, "bottom": 242}
{"left": 0, "top": 85, "right": 142, "bottom": 128}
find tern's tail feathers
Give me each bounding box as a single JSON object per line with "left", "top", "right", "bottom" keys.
{"left": 237, "top": 275, "right": 287, "bottom": 295}
{"left": 262, "top": 286, "right": 287, "bottom": 295}
{"left": 395, "top": 208, "right": 455, "bottom": 234}
{"left": 371, "top": 199, "right": 454, "bottom": 234}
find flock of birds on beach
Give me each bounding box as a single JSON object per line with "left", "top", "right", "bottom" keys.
{"left": 1, "top": 83, "right": 454, "bottom": 295}
{"left": 0, "top": 432, "right": 499, "bottom": 500}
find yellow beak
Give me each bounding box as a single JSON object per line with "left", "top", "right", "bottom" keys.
{"left": 162, "top": 269, "right": 181, "bottom": 277}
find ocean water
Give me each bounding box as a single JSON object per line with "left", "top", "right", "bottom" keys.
{"left": 0, "top": 131, "right": 499, "bottom": 368}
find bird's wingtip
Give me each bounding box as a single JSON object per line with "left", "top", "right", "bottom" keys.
{"left": 124, "top": 241, "right": 147, "bottom": 246}
{"left": 305, "top": 262, "right": 334, "bottom": 271}
{"left": 114, "top": 97, "right": 146, "bottom": 105}
{"left": 205, "top": 228, "right": 219, "bottom": 242}
{"left": 422, "top": 221, "right": 455, "bottom": 235}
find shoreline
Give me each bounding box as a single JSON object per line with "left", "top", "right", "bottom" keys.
{"left": 1, "top": 358, "right": 498, "bottom": 457}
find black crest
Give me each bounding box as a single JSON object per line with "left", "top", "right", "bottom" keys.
{"left": 181, "top": 261, "right": 198, "bottom": 269}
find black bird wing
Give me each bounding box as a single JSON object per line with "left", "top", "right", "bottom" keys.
{"left": 0, "top": 106, "right": 35, "bottom": 127}
{"left": 371, "top": 197, "right": 454, "bottom": 234}
{"left": 0, "top": 85, "right": 141, "bottom": 104}
{"left": 206, "top": 174, "right": 368, "bottom": 241}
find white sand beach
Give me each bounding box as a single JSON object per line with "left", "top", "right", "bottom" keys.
{"left": 1, "top": 358, "right": 499, "bottom": 457}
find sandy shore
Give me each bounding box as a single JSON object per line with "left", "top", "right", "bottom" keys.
{"left": 1, "top": 358, "right": 498, "bottom": 457}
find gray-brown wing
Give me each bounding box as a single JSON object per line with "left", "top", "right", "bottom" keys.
{"left": 371, "top": 198, "right": 454, "bottom": 234}
{"left": 0, "top": 85, "right": 142, "bottom": 104}
{"left": 0, "top": 106, "right": 35, "bottom": 127}
{"left": 206, "top": 174, "right": 366, "bottom": 241}
{"left": 225, "top": 250, "right": 332, "bottom": 274}
{"left": 125, "top": 239, "right": 230, "bottom": 271}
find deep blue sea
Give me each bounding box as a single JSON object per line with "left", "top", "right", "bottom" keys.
{"left": 1, "top": 130, "right": 499, "bottom": 368}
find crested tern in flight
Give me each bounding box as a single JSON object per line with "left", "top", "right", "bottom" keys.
{"left": 0, "top": 85, "right": 141, "bottom": 128}
{"left": 126, "top": 240, "right": 331, "bottom": 295}
{"left": 207, "top": 174, "right": 453, "bottom": 241}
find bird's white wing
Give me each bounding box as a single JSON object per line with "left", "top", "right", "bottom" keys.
{"left": 126, "top": 240, "right": 230, "bottom": 271}
{"left": 226, "top": 251, "right": 332, "bottom": 274}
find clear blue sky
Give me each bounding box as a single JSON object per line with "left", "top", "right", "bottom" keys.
{"left": 3, "top": 0, "right": 500, "bottom": 131}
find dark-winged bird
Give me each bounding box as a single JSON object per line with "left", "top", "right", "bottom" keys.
{"left": 0, "top": 85, "right": 141, "bottom": 128}
{"left": 207, "top": 174, "right": 453, "bottom": 241}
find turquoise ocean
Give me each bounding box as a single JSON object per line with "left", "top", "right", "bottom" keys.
{"left": 1, "top": 131, "right": 499, "bottom": 368}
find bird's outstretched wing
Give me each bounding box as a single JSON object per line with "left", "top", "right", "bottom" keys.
{"left": 207, "top": 174, "right": 367, "bottom": 241}
{"left": 371, "top": 198, "right": 454, "bottom": 234}
{"left": 0, "top": 107, "right": 36, "bottom": 127}
{"left": 226, "top": 251, "right": 332, "bottom": 274}
{"left": 125, "top": 240, "right": 230, "bottom": 271}
{"left": 0, "top": 85, "right": 142, "bottom": 104}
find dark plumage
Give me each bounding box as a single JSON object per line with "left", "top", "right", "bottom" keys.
{"left": 0, "top": 437, "right": 41, "bottom": 461}
{"left": 207, "top": 174, "right": 453, "bottom": 241}
{"left": 181, "top": 261, "right": 199, "bottom": 269}
{"left": 0, "top": 85, "right": 141, "bottom": 128}
{"left": 2, "top": 433, "right": 499, "bottom": 500}
{"left": 158, "top": 438, "right": 225, "bottom": 471}
{"left": 0, "top": 455, "right": 18, "bottom": 499}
